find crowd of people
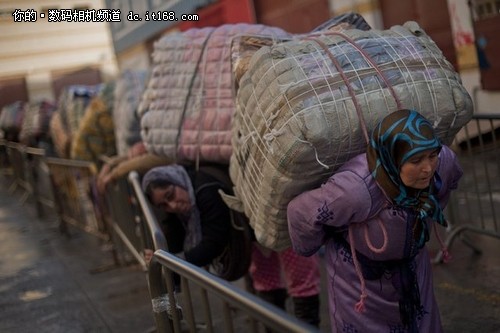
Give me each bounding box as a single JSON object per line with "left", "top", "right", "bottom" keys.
{"left": 113, "top": 109, "right": 461, "bottom": 332}
{"left": 0, "top": 81, "right": 465, "bottom": 332}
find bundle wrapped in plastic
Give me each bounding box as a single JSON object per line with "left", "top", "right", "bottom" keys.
{"left": 0, "top": 101, "right": 26, "bottom": 141}
{"left": 113, "top": 70, "right": 149, "bottom": 156}
{"left": 229, "top": 21, "right": 473, "bottom": 250}
{"left": 139, "top": 23, "right": 291, "bottom": 164}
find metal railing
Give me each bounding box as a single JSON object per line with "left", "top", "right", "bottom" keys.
{"left": 103, "top": 175, "right": 149, "bottom": 270}
{"left": 44, "top": 157, "right": 107, "bottom": 237}
{"left": 25, "top": 146, "right": 55, "bottom": 218}
{"left": 435, "top": 114, "right": 500, "bottom": 262}
{"left": 5, "top": 141, "right": 32, "bottom": 203}
{"left": 127, "top": 170, "right": 319, "bottom": 333}
{"left": 0, "top": 139, "right": 13, "bottom": 176}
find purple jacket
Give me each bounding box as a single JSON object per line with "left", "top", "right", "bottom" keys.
{"left": 287, "top": 145, "right": 463, "bottom": 333}
{"left": 288, "top": 145, "right": 462, "bottom": 258}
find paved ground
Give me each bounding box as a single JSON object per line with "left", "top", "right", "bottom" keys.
{"left": 0, "top": 173, "right": 499, "bottom": 332}
{"left": 0, "top": 183, "right": 155, "bottom": 332}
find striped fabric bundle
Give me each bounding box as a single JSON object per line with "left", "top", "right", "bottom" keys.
{"left": 230, "top": 21, "right": 473, "bottom": 250}
{"left": 139, "top": 23, "right": 291, "bottom": 164}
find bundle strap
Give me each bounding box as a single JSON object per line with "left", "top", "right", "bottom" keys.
{"left": 305, "top": 32, "right": 402, "bottom": 146}
{"left": 364, "top": 217, "right": 389, "bottom": 254}
{"left": 348, "top": 224, "right": 368, "bottom": 313}
{"left": 306, "top": 36, "right": 370, "bottom": 145}
{"left": 321, "top": 31, "right": 403, "bottom": 111}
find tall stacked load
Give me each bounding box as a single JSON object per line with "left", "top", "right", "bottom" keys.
{"left": 230, "top": 21, "right": 474, "bottom": 250}
{"left": 139, "top": 23, "right": 291, "bottom": 164}
{"left": 113, "top": 70, "right": 149, "bottom": 156}
{"left": 71, "top": 81, "right": 117, "bottom": 165}
{"left": 49, "top": 85, "right": 100, "bottom": 158}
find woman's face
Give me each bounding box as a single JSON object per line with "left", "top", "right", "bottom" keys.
{"left": 399, "top": 148, "right": 440, "bottom": 189}
{"left": 151, "top": 185, "right": 191, "bottom": 215}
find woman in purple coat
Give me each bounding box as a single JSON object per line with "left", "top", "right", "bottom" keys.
{"left": 287, "top": 109, "right": 463, "bottom": 333}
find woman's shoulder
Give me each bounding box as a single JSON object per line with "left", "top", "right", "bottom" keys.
{"left": 438, "top": 146, "right": 463, "bottom": 176}
{"left": 436, "top": 145, "right": 464, "bottom": 192}
{"left": 336, "top": 154, "right": 378, "bottom": 192}
{"left": 439, "top": 145, "right": 460, "bottom": 162}
{"left": 327, "top": 154, "right": 387, "bottom": 215}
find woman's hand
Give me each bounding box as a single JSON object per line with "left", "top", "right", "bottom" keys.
{"left": 143, "top": 249, "right": 154, "bottom": 265}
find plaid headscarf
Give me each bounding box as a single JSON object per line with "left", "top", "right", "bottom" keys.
{"left": 142, "top": 165, "right": 201, "bottom": 251}
{"left": 366, "top": 109, "right": 445, "bottom": 248}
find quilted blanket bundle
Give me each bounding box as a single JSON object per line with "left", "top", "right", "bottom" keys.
{"left": 230, "top": 21, "right": 474, "bottom": 250}
{"left": 139, "top": 23, "right": 291, "bottom": 164}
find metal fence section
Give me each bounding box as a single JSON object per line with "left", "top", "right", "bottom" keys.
{"left": 435, "top": 114, "right": 500, "bottom": 262}
{"left": 5, "top": 141, "right": 32, "bottom": 203}
{"left": 127, "top": 171, "right": 319, "bottom": 333}
{"left": 0, "top": 139, "right": 12, "bottom": 176}
{"left": 25, "top": 146, "right": 56, "bottom": 218}
{"left": 152, "top": 250, "right": 320, "bottom": 333}
{"left": 1, "top": 143, "right": 149, "bottom": 270}
{"left": 44, "top": 157, "right": 108, "bottom": 238}
{"left": 103, "top": 175, "right": 149, "bottom": 270}
{"left": 0, "top": 141, "right": 57, "bottom": 219}
{"left": 44, "top": 156, "right": 123, "bottom": 270}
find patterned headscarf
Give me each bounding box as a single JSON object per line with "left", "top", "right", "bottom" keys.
{"left": 142, "top": 165, "right": 201, "bottom": 251}
{"left": 366, "top": 109, "right": 445, "bottom": 248}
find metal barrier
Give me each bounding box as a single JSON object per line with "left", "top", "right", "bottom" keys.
{"left": 435, "top": 114, "right": 500, "bottom": 262}
{"left": 103, "top": 175, "right": 149, "bottom": 270}
{"left": 3, "top": 144, "right": 143, "bottom": 270}
{"left": 152, "top": 250, "right": 320, "bottom": 333}
{"left": 3, "top": 144, "right": 151, "bottom": 271}
{"left": 5, "top": 141, "right": 32, "bottom": 203}
{"left": 44, "top": 156, "right": 121, "bottom": 269}
{"left": 0, "top": 139, "right": 13, "bottom": 176}
{"left": 0, "top": 141, "right": 57, "bottom": 218}
{"left": 128, "top": 171, "right": 319, "bottom": 333}
{"left": 25, "top": 146, "right": 56, "bottom": 218}
{"left": 44, "top": 157, "right": 110, "bottom": 237}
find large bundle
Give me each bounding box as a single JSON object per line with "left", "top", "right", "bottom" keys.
{"left": 71, "top": 82, "right": 117, "bottom": 165}
{"left": 0, "top": 101, "right": 25, "bottom": 141}
{"left": 58, "top": 85, "right": 101, "bottom": 136}
{"left": 139, "top": 23, "right": 291, "bottom": 164}
{"left": 19, "top": 100, "right": 56, "bottom": 145}
{"left": 230, "top": 21, "right": 473, "bottom": 250}
{"left": 50, "top": 85, "right": 101, "bottom": 158}
{"left": 113, "top": 70, "right": 149, "bottom": 156}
